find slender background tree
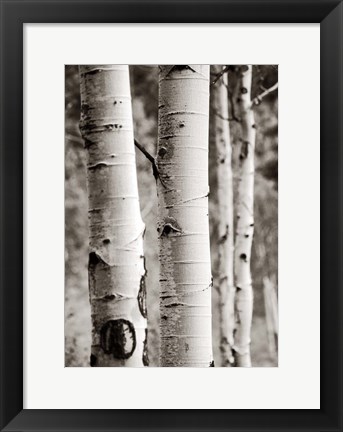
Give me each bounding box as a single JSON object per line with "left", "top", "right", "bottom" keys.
{"left": 233, "top": 65, "right": 256, "bottom": 367}
{"left": 210, "top": 66, "right": 235, "bottom": 366}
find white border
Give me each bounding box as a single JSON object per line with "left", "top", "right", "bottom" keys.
{"left": 24, "top": 24, "right": 320, "bottom": 409}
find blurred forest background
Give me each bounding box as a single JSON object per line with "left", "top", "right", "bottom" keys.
{"left": 65, "top": 65, "right": 278, "bottom": 367}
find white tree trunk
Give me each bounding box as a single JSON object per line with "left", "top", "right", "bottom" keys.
{"left": 212, "top": 68, "right": 235, "bottom": 366}
{"left": 79, "top": 65, "right": 147, "bottom": 367}
{"left": 157, "top": 65, "right": 213, "bottom": 367}
{"left": 233, "top": 65, "right": 255, "bottom": 367}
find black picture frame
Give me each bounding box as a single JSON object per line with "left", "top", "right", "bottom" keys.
{"left": 1, "top": 0, "right": 342, "bottom": 431}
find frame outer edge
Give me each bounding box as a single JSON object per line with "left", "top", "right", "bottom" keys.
{"left": 0, "top": 0, "right": 342, "bottom": 431}
{"left": 1, "top": 1, "right": 24, "bottom": 431}
{"left": 320, "top": 1, "right": 343, "bottom": 430}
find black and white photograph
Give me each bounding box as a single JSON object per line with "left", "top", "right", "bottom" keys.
{"left": 65, "top": 64, "right": 278, "bottom": 367}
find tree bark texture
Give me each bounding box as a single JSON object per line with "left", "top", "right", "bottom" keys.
{"left": 79, "top": 65, "right": 148, "bottom": 367}
{"left": 233, "top": 65, "right": 255, "bottom": 367}
{"left": 212, "top": 68, "right": 235, "bottom": 366}
{"left": 157, "top": 65, "right": 213, "bottom": 367}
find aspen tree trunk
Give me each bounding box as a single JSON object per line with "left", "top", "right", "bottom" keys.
{"left": 233, "top": 65, "right": 256, "bottom": 367}
{"left": 157, "top": 65, "right": 213, "bottom": 367}
{"left": 79, "top": 65, "right": 148, "bottom": 367}
{"left": 212, "top": 67, "right": 235, "bottom": 366}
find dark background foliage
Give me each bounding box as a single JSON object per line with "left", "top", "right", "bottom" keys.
{"left": 65, "top": 65, "right": 278, "bottom": 367}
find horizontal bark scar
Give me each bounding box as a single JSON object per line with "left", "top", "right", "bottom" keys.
{"left": 87, "top": 161, "right": 129, "bottom": 170}
{"left": 161, "top": 110, "right": 207, "bottom": 117}
{"left": 80, "top": 123, "right": 124, "bottom": 134}
{"left": 81, "top": 67, "right": 120, "bottom": 76}
{"left": 165, "top": 192, "right": 209, "bottom": 209}
{"left": 92, "top": 293, "right": 135, "bottom": 302}
{"left": 163, "top": 302, "right": 207, "bottom": 308}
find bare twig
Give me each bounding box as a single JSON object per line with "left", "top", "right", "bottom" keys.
{"left": 134, "top": 139, "right": 168, "bottom": 188}
{"left": 134, "top": 139, "right": 158, "bottom": 179}
{"left": 210, "top": 65, "right": 230, "bottom": 87}
{"left": 213, "top": 109, "right": 230, "bottom": 122}
{"left": 251, "top": 82, "right": 278, "bottom": 107}
{"left": 134, "top": 139, "right": 155, "bottom": 165}
{"left": 213, "top": 108, "right": 240, "bottom": 123}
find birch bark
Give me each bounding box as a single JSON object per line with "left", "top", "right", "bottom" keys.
{"left": 212, "top": 68, "right": 235, "bottom": 366}
{"left": 157, "top": 65, "right": 213, "bottom": 367}
{"left": 79, "top": 65, "right": 147, "bottom": 367}
{"left": 233, "top": 65, "right": 255, "bottom": 367}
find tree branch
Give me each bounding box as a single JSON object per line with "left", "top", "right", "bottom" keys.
{"left": 251, "top": 82, "right": 278, "bottom": 107}
{"left": 210, "top": 65, "right": 230, "bottom": 87}
{"left": 134, "top": 139, "right": 155, "bottom": 164}
{"left": 213, "top": 108, "right": 240, "bottom": 123}
{"left": 134, "top": 139, "right": 167, "bottom": 187}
